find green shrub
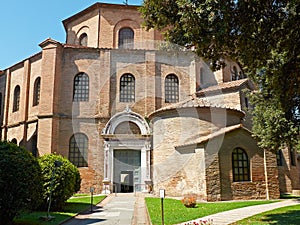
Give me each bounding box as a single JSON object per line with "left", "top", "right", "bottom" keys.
{"left": 0, "top": 141, "right": 42, "bottom": 225}
{"left": 38, "top": 154, "right": 81, "bottom": 210}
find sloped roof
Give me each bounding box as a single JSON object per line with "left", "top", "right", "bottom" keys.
{"left": 196, "top": 78, "right": 254, "bottom": 97}
{"left": 62, "top": 3, "right": 140, "bottom": 31}
{"left": 148, "top": 96, "right": 244, "bottom": 118}
{"left": 175, "top": 124, "right": 249, "bottom": 148}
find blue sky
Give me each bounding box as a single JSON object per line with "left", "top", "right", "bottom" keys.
{"left": 0, "top": 0, "right": 143, "bottom": 69}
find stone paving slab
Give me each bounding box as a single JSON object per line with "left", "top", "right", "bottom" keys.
{"left": 61, "top": 193, "right": 137, "bottom": 225}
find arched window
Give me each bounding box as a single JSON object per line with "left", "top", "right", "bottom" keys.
{"left": 165, "top": 74, "right": 179, "bottom": 103}
{"left": 69, "top": 133, "right": 88, "bottom": 167}
{"left": 33, "top": 77, "right": 41, "bottom": 106}
{"left": 232, "top": 148, "right": 250, "bottom": 182}
{"left": 13, "top": 85, "right": 20, "bottom": 112}
{"left": 231, "top": 66, "right": 238, "bottom": 81}
{"left": 120, "top": 74, "right": 135, "bottom": 102}
{"left": 118, "top": 28, "right": 134, "bottom": 49}
{"left": 11, "top": 138, "right": 17, "bottom": 145}
{"left": 73, "top": 73, "right": 89, "bottom": 102}
{"left": 79, "top": 33, "right": 88, "bottom": 46}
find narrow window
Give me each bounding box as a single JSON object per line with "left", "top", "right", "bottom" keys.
{"left": 73, "top": 73, "right": 89, "bottom": 102}
{"left": 13, "top": 85, "right": 20, "bottom": 112}
{"left": 33, "top": 77, "right": 41, "bottom": 106}
{"left": 232, "top": 148, "right": 250, "bottom": 182}
{"left": 276, "top": 150, "right": 283, "bottom": 166}
{"left": 118, "top": 28, "right": 134, "bottom": 49}
{"left": 79, "top": 33, "right": 88, "bottom": 46}
{"left": 69, "top": 133, "right": 88, "bottom": 167}
{"left": 231, "top": 66, "right": 238, "bottom": 81}
{"left": 290, "top": 148, "right": 296, "bottom": 166}
{"left": 120, "top": 74, "right": 135, "bottom": 102}
{"left": 165, "top": 74, "right": 179, "bottom": 103}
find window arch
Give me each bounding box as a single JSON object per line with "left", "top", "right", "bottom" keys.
{"left": 11, "top": 138, "right": 17, "bottom": 145}
{"left": 69, "top": 133, "right": 88, "bottom": 167}
{"left": 13, "top": 85, "right": 20, "bottom": 112}
{"left": 33, "top": 77, "right": 41, "bottom": 106}
{"left": 73, "top": 73, "right": 89, "bottom": 102}
{"left": 165, "top": 74, "right": 179, "bottom": 103}
{"left": 232, "top": 148, "right": 250, "bottom": 182}
{"left": 79, "top": 33, "right": 88, "bottom": 46}
{"left": 120, "top": 74, "right": 135, "bottom": 102}
{"left": 231, "top": 66, "right": 239, "bottom": 81}
{"left": 118, "top": 27, "right": 134, "bottom": 49}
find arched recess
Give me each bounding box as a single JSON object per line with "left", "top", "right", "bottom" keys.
{"left": 75, "top": 26, "right": 89, "bottom": 46}
{"left": 102, "top": 109, "right": 151, "bottom": 136}
{"left": 113, "top": 19, "right": 140, "bottom": 48}
{"left": 101, "top": 109, "right": 152, "bottom": 194}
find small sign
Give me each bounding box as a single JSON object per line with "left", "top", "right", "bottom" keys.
{"left": 90, "top": 187, "right": 95, "bottom": 193}
{"left": 159, "top": 189, "right": 165, "bottom": 198}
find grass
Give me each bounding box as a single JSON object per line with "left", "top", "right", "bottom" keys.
{"left": 13, "top": 195, "right": 106, "bottom": 225}
{"left": 231, "top": 204, "right": 300, "bottom": 225}
{"left": 145, "top": 198, "right": 278, "bottom": 225}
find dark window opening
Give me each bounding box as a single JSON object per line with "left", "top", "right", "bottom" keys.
{"left": 118, "top": 28, "right": 134, "bottom": 49}
{"left": 73, "top": 73, "right": 89, "bottom": 102}
{"left": 69, "top": 133, "right": 88, "bottom": 167}
{"left": 120, "top": 74, "right": 135, "bottom": 102}
{"left": 232, "top": 148, "right": 250, "bottom": 182}
{"left": 165, "top": 74, "right": 179, "bottom": 103}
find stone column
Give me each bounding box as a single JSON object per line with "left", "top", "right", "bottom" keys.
{"left": 102, "top": 141, "right": 111, "bottom": 194}
{"left": 143, "top": 141, "right": 152, "bottom": 192}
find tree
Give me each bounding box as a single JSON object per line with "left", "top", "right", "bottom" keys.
{"left": 38, "top": 154, "right": 81, "bottom": 210}
{"left": 0, "top": 141, "right": 42, "bottom": 225}
{"left": 140, "top": 0, "right": 300, "bottom": 152}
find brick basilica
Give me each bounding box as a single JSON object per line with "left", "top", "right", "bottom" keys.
{"left": 0, "top": 2, "right": 299, "bottom": 201}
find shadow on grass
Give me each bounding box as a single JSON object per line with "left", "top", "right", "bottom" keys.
{"left": 261, "top": 209, "right": 300, "bottom": 225}
{"left": 14, "top": 203, "right": 105, "bottom": 225}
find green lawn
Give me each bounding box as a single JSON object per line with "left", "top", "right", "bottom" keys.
{"left": 145, "top": 198, "right": 278, "bottom": 225}
{"left": 231, "top": 204, "right": 300, "bottom": 225}
{"left": 13, "top": 195, "right": 106, "bottom": 225}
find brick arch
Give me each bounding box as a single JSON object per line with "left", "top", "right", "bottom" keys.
{"left": 75, "top": 26, "right": 90, "bottom": 45}
{"left": 113, "top": 19, "right": 140, "bottom": 48}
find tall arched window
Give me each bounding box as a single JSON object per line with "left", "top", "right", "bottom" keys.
{"left": 13, "top": 85, "right": 20, "bottom": 112}
{"left": 33, "top": 77, "right": 41, "bottom": 106}
{"left": 165, "top": 74, "right": 179, "bottom": 103}
{"left": 69, "top": 133, "right": 88, "bottom": 167}
{"left": 79, "top": 33, "right": 88, "bottom": 46}
{"left": 231, "top": 66, "right": 239, "bottom": 81}
{"left": 232, "top": 148, "right": 250, "bottom": 182}
{"left": 118, "top": 27, "right": 134, "bottom": 49}
{"left": 120, "top": 74, "right": 135, "bottom": 102}
{"left": 73, "top": 73, "right": 89, "bottom": 102}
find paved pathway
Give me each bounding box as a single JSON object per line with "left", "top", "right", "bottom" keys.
{"left": 177, "top": 199, "right": 300, "bottom": 225}
{"left": 62, "top": 194, "right": 300, "bottom": 225}
{"left": 61, "top": 193, "right": 149, "bottom": 225}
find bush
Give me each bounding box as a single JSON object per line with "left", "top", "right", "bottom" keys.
{"left": 38, "top": 154, "right": 81, "bottom": 210}
{"left": 181, "top": 193, "right": 197, "bottom": 208}
{"left": 0, "top": 141, "right": 42, "bottom": 224}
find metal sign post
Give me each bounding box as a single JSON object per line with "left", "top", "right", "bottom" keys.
{"left": 159, "top": 189, "right": 165, "bottom": 225}
{"left": 90, "top": 187, "right": 95, "bottom": 212}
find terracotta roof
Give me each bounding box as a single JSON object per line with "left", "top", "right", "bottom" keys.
{"left": 196, "top": 78, "right": 253, "bottom": 97}
{"left": 175, "top": 124, "right": 249, "bottom": 148}
{"left": 148, "top": 96, "right": 244, "bottom": 118}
